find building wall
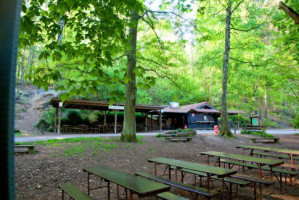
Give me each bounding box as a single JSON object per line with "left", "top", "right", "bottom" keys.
{"left": 187, "top": 113, "right": 217, "bottom": 129}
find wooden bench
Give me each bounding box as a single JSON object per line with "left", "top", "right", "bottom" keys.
{"left": 231, "top": 174, "right": 274, "bottom": 198}
{"left": 281, "top": 163, "right": 299, "bottom": 171}
{"left": 252, "top": 152, "right": 299, "bottom": 160}
{"left": 165, "top": 137, "right": 193, "bottom": 142}
{"left": 136, "top": 172, "right": 218, "bottom": 200}
{"left": 231, "top": 174, "right": 274, "bottom": 186}
{"left": 179, "top": 168, "right": 252, "bottom": 199}
{"left": 220, "top": 158, "right": 297, "bottom": 177}
{"left": 59, "top": 182, "right": 93, "bottom": 200}
{"left": 250, "top": 137, "right": 280, "bottom": 143}
{"left": 14, "top": 145, "right": 35, "bottom": 153}
{"left": 157, "top": 192, "right": 189, "bottom": 200}
{"left": 220, "top": 159, "right": 297, "bottom": 192}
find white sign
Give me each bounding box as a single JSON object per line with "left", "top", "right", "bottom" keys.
{"left": 109, "top": 106, "right": 124, "bottom": 110}
{"left": 169, "top": 102, "right": 179, "bottom": 108}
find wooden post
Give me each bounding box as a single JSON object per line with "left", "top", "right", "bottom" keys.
{"left": 159, "top": 111, "right": 162, "bottom": 131}
{"left": 58, "top": 107, "right": 61, "bottom": 134}
{"left": 150, "top": 114, "right": 153, "bottom": 130}
{"left": 55, "top": 107, "right": 58, "bottom": 133}
{"left": 145, "top": 113, "right": 148, "bottom": 131}
{"left": 104, "top": 111, "right": 107, "bottom": 126}
{"left": 114, "top": 110, "right": 118, "bottom": 134}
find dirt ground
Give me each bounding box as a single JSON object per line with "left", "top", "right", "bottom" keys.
{"left": 15, "top": 134, "right": 299, "bottom": 200}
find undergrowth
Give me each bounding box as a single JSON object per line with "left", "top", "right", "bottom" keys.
{"left": 240, "top": 131, "right": 274, "bottom": 138}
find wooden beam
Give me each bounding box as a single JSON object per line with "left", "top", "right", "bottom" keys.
{"left": 114, "top": 110, "right": 118, "bottom": 134}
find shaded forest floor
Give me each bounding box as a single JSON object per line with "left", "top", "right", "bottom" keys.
{"left": 15, "top": 134, "right": 299, "bottom": 200}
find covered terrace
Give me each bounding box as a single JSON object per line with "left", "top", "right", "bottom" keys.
{"left": 50, "top": 98, "right": 164, "bottom": 134}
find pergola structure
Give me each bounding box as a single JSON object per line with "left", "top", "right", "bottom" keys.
{"left": 49, "top": 98, "right": 164, "bottom": 134}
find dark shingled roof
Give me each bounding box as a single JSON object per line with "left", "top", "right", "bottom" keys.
{"left": 163, "top": 102, "right": 244, "bottom": 115}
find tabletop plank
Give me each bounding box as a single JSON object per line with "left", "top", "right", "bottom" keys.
{"left": 236, "top": 145, "right": 299, "bottom": 155}
{"left": 200, "top": 151, "right": 284, "bottom": 167}
{"left": 83, "top": 166, "right": 170, "bottom": 195}
{"left": 148, "top": 157, "right": 236, "bottom": 177}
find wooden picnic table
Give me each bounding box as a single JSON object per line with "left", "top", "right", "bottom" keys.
{"left": 83, "top": 166, "right": 170, "bottom": 200}
{"left": 236, "top": 145, "right": 299, "bottom": 165}
{"left": 148, "top": 157, "right": 236, "bottom": 193}
{"left": 200, "top": 151, "right": 284, "bottom": 197}
{"left": 200, "top": 151, "right": 284, "bottom": 178}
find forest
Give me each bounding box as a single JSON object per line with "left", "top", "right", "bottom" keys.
{"left": 17, "top": 0, "right": 298, "bottom": 140}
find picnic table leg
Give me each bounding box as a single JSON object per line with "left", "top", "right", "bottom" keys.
{"left": 253, "top": 183, "right": 257, "bottom": 200}
{"left": 61, "top": 189, "right": 64, "bottom": 200}
{"left": 168, "top": 165, "right": 171, "bottom": 180}
{"left": 116, "top": 185, "right": 119, "bottom": 200}
{"left": 291, "top": 154, "right": 294, "bottom": 165}
{"left": 129, "top": 190, "right": 133, "bottom": 200}
{"left": 270, "top": 166, "right": 273, "bottom": 180}
{"left": 285, "top": 174, "right": 287, "bottom": 193}
{"left": 87, "top": 172, "right": 90, "bottom": 195}
{"left": 258, "top": 164, "right": 262, "bottom": 199}
{"left": 154, "top": 163, "right": 157, "bottom": 176}
{"left": 280, "top": 173, "right": 283, "bottom": 193}
{"left": 207, "top": 174, "right": 210, "bottom": 191}
{"left": 207, "top": 155, "right": 210, "bottom": 165}
{"left": 222, "top": 177, "right": 225, "bottom": 200}
{"left": 229, "top": 182, "right": 232, "bottom": 200}
{"left": 218, "top": 157, "right": 221, "bottom": 167}
{"left": 107, "top": 181, "right": 110, "bottom": 200}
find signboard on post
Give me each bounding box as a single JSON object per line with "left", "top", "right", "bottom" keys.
{"left": 169, "top": 102, "right": 179, "bottom": 108}
{"left": 108, "top": 105, "right": 124, "bottom": 110}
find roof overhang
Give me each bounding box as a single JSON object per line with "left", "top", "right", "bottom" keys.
{"left": 49, "top": 98, "right": 163, "bottom": 113}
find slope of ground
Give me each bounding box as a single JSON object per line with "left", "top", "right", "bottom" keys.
{"left": 15, "top": 85, "right": 58, "bottom": 135}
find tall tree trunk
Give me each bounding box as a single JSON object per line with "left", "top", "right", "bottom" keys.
{"left": 121, "top": 9, "right": 138, "bottom": 142}
{"left": 265, "top": 89, "right": 269, "bottom": 118}
{"left": 220, "top": 0, "right": 233, "bottom": 137}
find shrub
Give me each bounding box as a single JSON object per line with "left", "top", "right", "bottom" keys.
{"left": 293, "top": 115, "right": 299, "bottom": 128}
{"left": 262, "top": 119, "right": 277, "bottom": 128}
{"left": 240, "top": 130, "right": 274, "bottom": 138}
{"left": 35, "top": 108, "right": 56, "bottom": 132}
{"left": 66, "top": 109, "right": 83, "bottom": 125}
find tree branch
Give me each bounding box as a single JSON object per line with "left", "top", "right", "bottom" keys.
{"left": 230, "top": 57, "right": 259, "bottom": 68}
{"left": 136, "top": 56, "right": 167, "bottom": 69}
{"left": 148, "top": 10, "right": 206, "bottom": 38}
{"left": 230, "top": 21, "right": 268, "bottom": 32}
{"left": 279, "top": 2, "right": 299, "bottom": 24}
{"left": 138, "top": 66, "right": 180, "bottom": 88}
{"left": 140, "top": 14, "right": 163, "bottom": 48}
{"left": 231, "top": 0, "right": 245, "bottom": 13}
